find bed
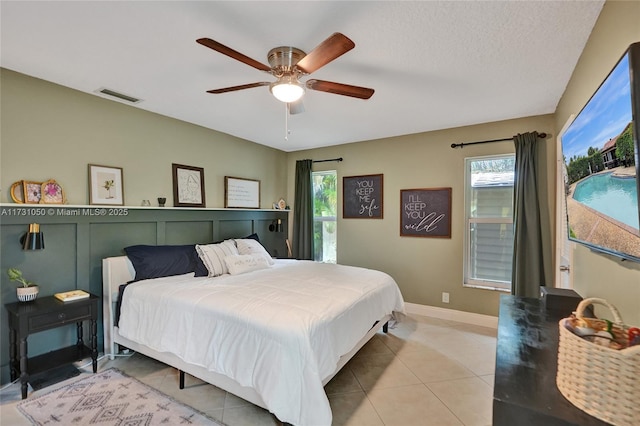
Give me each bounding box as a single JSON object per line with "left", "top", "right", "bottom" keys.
{"left": 103, "top": 240, "right": 405, "bottom": 425}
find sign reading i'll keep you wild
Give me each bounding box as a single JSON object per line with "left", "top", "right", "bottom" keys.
{"left": 400, "top": 187, "right": 452, "bottom": 237}
{"left": 343, "top": 174, "right": 383, "bottom": 218}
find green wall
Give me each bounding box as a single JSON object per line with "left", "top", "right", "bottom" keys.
{"left": 0, "top": 69, "right": 288, "bottom": 208}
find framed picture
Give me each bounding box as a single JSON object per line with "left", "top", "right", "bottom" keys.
{"left": 225, "top": 176, "right": 260, "bottom": 208}
{"left": 40, "top": 179, "right": 66, "bottom": 204}
{"left": 172, "top": 163, "right": 206, "bottom": 208}
{"left": 343, "top": 174, "right": 383, "bottom": 218}
{"left": 89, "top": 164, "right": 124, "bottom": 205}
{"left": 22, "top": 181, "right": 42, "bottom": 204}
{"left": 400, "top": 187, "right": 452, "bottom": 238}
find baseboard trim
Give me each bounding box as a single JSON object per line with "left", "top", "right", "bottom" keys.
{"left": 404, "top": 302, "right": 498, "bottom": 329}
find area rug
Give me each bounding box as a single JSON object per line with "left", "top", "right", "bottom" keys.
{"left": 17, "top": 368, "right": 224, "bottom": 425}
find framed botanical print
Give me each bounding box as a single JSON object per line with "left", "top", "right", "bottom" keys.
{"left": 89, "top": 164, "right": 124, "bottom": 205}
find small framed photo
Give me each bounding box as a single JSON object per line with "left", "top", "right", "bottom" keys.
{"left": 22, "top": 181, "right": 42, "bottom": 204}
{"left": 172, "top": 163, "right": 206, "bottom": 208}
{"left": 225, "top": 176, "right": 260, "bottom": 208}
{"left": 40, "top": 179, "right": 66, "bottom": 204}
{"left": 89, "top": 164, "right": 124, "bottom": 205}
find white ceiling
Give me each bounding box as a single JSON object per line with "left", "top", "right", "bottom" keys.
{"left": 0, "top": 1, "right": 604, "bottom": 152}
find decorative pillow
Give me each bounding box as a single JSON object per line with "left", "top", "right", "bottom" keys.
{"left": 234, "top": 238, "right": 274, "bottom": 265}
{"left": 196, "top": 240, "right": 239, "bottom": 277}
{"left": 224, "top": 254, "right": 271, "bottom": 275}
{"left": 242, "top": 233, "right": 261, "bottom": 243}
{"left": 124, "top": 245, "right": 203, "bottom": 281}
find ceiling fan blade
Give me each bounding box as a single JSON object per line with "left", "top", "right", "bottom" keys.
{"left": 306, "top": 79, "right": 374, "bottom": 99}
{"left": 296, "top": 33, "right": 355, "bottom": 74}
{"left": 288, "top": 99, "right": 305, "bottom": 115}
{"left": 197, "top": 38, "right": 271, "bottom": 72}
{"left": 206, "top": 82, "right": 270, "bottom": 94}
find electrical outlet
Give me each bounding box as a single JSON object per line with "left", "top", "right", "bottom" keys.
{"left": 442, "top": 292, "right": 450, "bottom": 303}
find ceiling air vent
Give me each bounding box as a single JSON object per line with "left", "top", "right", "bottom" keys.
{"left": 95, "top": 88, "right": 142, "bottom": 104}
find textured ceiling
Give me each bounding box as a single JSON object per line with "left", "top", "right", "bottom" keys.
{"left": 0, "top": 1, "right": 604, "bottom": 152}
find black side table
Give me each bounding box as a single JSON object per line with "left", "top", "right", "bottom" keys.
{"left": 5, "top": 293, "right": 98, "bottom": 399}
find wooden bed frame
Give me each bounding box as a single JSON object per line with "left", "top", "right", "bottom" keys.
{"left": 102, "top": 256, "right": 390, "bottom": 413}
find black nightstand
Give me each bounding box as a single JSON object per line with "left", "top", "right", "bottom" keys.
{"left": 5, "top": 294, "right": 98, "bottom": 399}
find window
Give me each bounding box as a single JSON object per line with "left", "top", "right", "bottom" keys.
{"left": 313, "top": 170, "right": 337, "bottom": 263}
{"left": 464, "top": 154, "right": 515, "bottom": 291}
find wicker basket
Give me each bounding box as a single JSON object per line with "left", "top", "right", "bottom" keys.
{"left": 557, "top": 298, "right": 640, "bottom": 426}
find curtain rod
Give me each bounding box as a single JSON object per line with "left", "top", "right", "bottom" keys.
{"left": 313, "top": 157, "right": 343, "bottom": 163}
{"left": 450, "top": 132, "right": 547, "bottom": 149}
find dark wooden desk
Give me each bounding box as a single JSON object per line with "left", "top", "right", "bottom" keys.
{"left": 5, "top": 294, "right": 98, "bottom": 399}
{"left": 493, "top": 295, "right": 610, "bottom": 426}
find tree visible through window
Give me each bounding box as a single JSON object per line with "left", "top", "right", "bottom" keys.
{"left": 313, "top": 170, "right": 337, "bottom": 263}
{"left": 464, "top": 155, "right": 515, "bottom": 291}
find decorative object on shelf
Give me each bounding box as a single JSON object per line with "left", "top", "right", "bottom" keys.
{"left": 89, "top": 164, "right": 124, "bottom": 205}
{"left": 40, "top": 179, "right": 65, "bottom": 204}
{"left": 141, "top": 199, "right": 151, "bottom": 207}
{"left": 172, "top": 163, "right": 205, "bottom": 208}
{"left": 400, "top": 187, "right": 452, "bottom": 238}
{"left": 557, "top": 298, "right": 640, "bottom": 426}
{"left": 10, "top": 181, "right": 24, "bottom": 203}
{"left": 343, "top": 174, "right": 383, "bottom": 219}
{"left": 278, "top": 198, "right": 286, "bottom": 210}
{"left": 157, "top": 197, "right": 166, "bottom": 207}
{"left": 224, "top": 176, "right": 260, "bottom": 209}
{"left": 7, "top": 268, "right": 39, "bottom": 302}
{"left": 22, "top": 181, "right": 42, "bottom": 204}
{"left": 20, "top": 223, "right": 45, "bottom": 250}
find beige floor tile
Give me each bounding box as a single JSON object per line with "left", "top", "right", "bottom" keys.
{"left": 427, "top": 376, "right": 493, "bottom": 426}
{"left": 354, "top": 335, "right": 395, "bottom": 358}
{"left": 396, "top": 346, "right": 476, "bottom": 383}
{"left": 349, "top": 352, "right": 421, "bottom": 391}
{"left": 366, "top": 384, "right": 463, "bottom": 426}
{"left": 222, "top": 403, "right": 281, "bottom": 426}
{"left": 325, "top": 365, "right": 363, "bottom": 395}
{"left": 328, "top": 391, "right": 385, "bottom": 426}
{"left": 445, "top": 343, "right": 497, "bottom": 376}
{"left": 479, "top": 374, "right": 495, "bottom": 390}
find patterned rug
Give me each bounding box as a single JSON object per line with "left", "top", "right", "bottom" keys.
{"left": 17, "top": 368, "right": 223, "bottom": 425}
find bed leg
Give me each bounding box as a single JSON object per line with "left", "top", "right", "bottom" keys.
{"left": 383, "top": 321, "right": 389, "bottom": 333}
{"left": 179, "top": 370, "right": 185, "bottom": 389}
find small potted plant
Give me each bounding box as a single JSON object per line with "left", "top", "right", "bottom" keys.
{"left": 7, "top": 268, "right": 39, "bottom": 302}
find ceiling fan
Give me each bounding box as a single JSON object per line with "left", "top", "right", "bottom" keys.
{"left": 196, "top": 33, "right": 374, "bottom": 111}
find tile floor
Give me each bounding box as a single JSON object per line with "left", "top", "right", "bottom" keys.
{"left": 0, "top": 313, "right": 497, "bottom": 425}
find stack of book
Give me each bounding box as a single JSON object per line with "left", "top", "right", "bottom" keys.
{"left": 54, "top": 290, "right": 90, "bottom": 302}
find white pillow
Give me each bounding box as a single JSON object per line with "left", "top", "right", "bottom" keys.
{"left": 224, "top": 254, "right": 271, "bottom": 275}
{"left": 195, "top": 240, "right": 239, "bottom": 277}
{"left": 234, "top": 239, "right": 274, "bottom": 265}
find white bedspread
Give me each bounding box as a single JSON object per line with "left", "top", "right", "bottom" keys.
{"left": 118, "top": 260, "right": 405, "bottom": 425}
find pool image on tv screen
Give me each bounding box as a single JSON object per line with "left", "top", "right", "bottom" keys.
{"left": 561, "top": 42, "right": 640, "bottom": 262}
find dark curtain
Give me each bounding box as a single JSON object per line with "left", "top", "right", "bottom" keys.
{"left": 293, "top": 159, "right": 313, "bottom": 260}
{"left": 511, "top": 132, "right": 545, "bottom": 298}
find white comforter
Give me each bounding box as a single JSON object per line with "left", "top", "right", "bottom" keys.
{"left": 118, "top": 260, "right": 405, "bottom": 425}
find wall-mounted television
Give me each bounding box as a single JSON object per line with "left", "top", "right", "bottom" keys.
{"left": 560, "top": 41, "right": 640, "bottom": 262}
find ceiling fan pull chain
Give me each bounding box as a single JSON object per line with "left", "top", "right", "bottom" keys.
{"left": 285, "top": 103, "right": 289, "bottom": 141}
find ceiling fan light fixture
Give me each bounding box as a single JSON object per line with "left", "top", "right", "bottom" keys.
{"left": 270, "top": 78, "right": 304, "bottom": 103}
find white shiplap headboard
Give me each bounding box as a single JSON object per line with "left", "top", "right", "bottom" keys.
{"left": 102, "top": 256, "right": 135, "bottom": 359}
